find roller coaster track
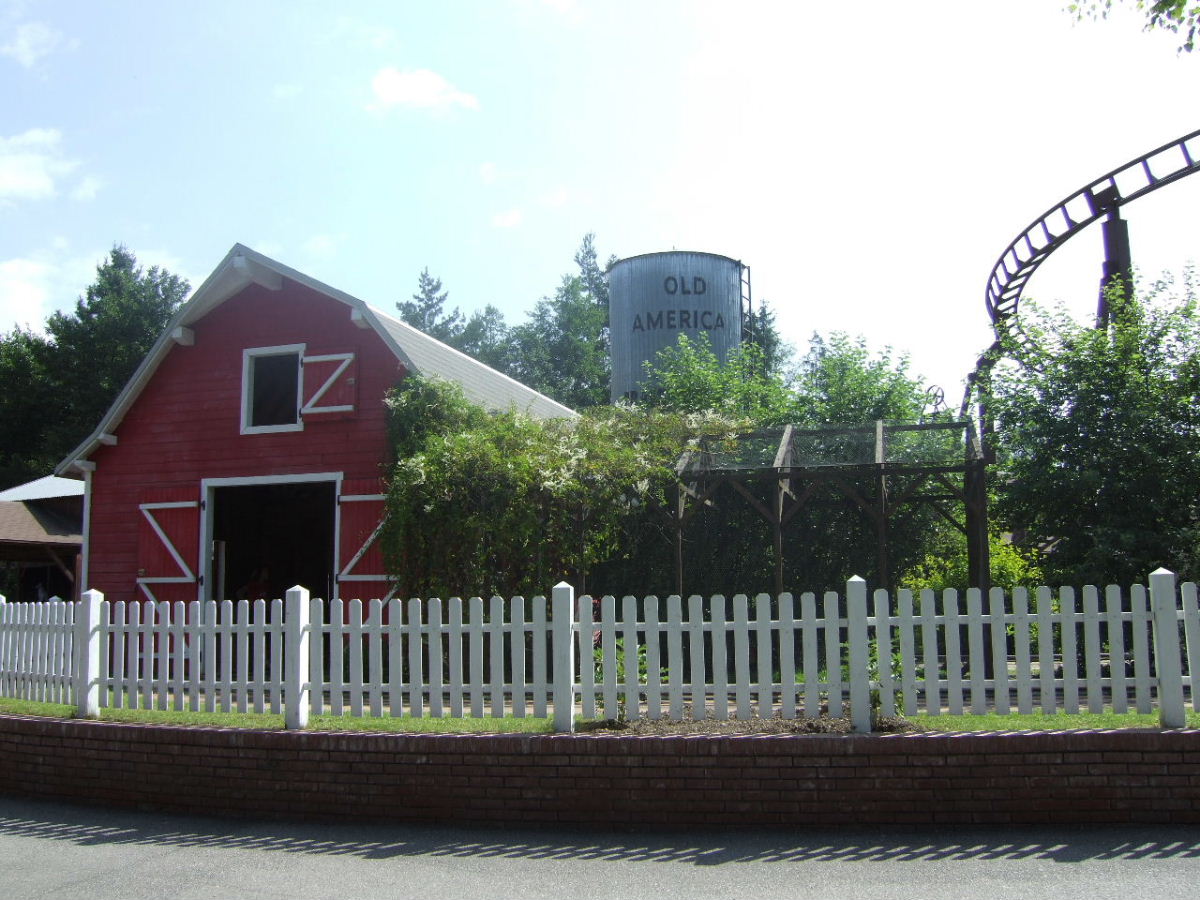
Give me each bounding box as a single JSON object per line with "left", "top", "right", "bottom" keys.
{"left": 986, "top": 127, "right": 1200, "bottom": 347}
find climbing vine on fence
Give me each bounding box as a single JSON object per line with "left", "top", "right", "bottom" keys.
{"left": 381, "top": 376, "right": 747, "bottom": 599}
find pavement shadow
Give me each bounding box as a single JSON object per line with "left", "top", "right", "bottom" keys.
{"left": 1, "top": 795, "right": 1197, "bottom": 867}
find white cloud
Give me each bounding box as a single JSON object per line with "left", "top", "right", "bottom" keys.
{"left": 491, "top": 208, "right": 523, "bottom": 229}
{"left": 332, "top": 18, "right": 399, "bottom": 51}
{"left": 302, "top": 234, "right": 341, "bottom": 258}
{"left": 0, "top": 128, "right": 78, "bottom": 201}
{"left": 0, "top": 257, "right": 52, "bottom": 331}
{"left": 539, "top": 187, "right": 569, "bottom": 208}
{"left": 71, "top": 175, "right": 102, "bottom": 201}
{"left": 1, "top": 21, "right": 62, "bottom": 68}
{"left": 479, "top": 162, "right": 498, "bottom": 185}
{"left": 369, "top": 67, "right": 480, "bottom": 112}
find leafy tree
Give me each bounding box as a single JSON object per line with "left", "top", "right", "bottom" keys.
{"left": 644, "top": 333, "right": 794, "bottom": 423}
{"left": 573, "top": 232, "right": 616, "bottom": 309}
{"left": 454, "top": 304, "right": 512, "bottom": 371}
{"left": 1070, "top": 1, "right": 1199, "bottom": 51}
{"left": 0, "top": 246, "right": 188, "bottom": 488}
{"left": 744, "top": 299, "right": 792, "bottom": 379}
{"left": 381, "top": 375, "right": 735, "bottom": 597}
{"left": 0, "top": 329, "right": 54, "bottom": 488}
{"left": 506, "top": 274, "right": 610, "bottom": 408}
{"left": 396, "top": 268, "right": 465, "bottom": 343}
{"left": 793, "top": 333, "right": 928, "bottom": 426}
{"left": 988, "top": 274, "right": 1200, "bottom": 585}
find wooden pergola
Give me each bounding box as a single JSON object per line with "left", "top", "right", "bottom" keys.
{"left": 671, "top": 420, "right": 989, "bottom": 595}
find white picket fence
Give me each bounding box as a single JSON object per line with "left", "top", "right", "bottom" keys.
{"left": 0, "top": 569, "right": 1196, "bottom": 732}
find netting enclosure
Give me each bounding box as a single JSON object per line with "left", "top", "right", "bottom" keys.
{"left": 670, "top": 420, "right": 989, "bottom": 594}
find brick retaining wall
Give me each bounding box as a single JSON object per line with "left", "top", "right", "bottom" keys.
{"left": 1, "top": 715, "right": 1197, "bottom": 827}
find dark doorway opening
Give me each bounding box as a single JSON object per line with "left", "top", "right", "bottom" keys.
{"left": 211, "top": 481, "right": 335, "bottom": 601}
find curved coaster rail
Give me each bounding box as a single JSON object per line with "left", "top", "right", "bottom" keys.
{"left": 986, "top": 127, "right": 1200, "bottom": 345}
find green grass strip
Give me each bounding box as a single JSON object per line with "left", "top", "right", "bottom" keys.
{"left": 0, "top": 697, "right": 75, "bottom": 719}
{"left": 0, "top": 696, "right": 552, "bottom": 733}
{"left": 912, "top": 710, "right": 1200, "bottom": 732}
{"left": 308, "top": 714, "right": 553, "bottom": 734}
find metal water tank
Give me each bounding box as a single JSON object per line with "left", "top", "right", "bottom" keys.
{"left": 609, "top": 251, "right": 744, "bottom": 402}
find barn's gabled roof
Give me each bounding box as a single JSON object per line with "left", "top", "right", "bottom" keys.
{"left": 56, "top": 244, "right": 576, "bottom": 474}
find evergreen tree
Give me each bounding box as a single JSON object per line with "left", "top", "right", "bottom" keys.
{"left": 0, "top": 246, "right": 188, "bottom": 488}
{"left": 396, "top": 268, "right": 465, "bottom": 343}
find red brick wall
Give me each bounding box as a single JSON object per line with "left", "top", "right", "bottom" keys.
{"left": 1, "top": 716, "right": 1196, "bottom": 827}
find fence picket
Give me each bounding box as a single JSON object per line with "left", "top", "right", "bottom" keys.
{"left": 412, "top": 597, "right": 428, "bottom": 718}
{"left": 823, "top": 591, "right": 841, "bottom": 717}
{"left": 1106, "top": 585, "right": 1128, "bottom": 713}
{"left": 576, "top": 595, "right": 595, "bottom": 724}
{"left": 1183, "top": 582, "right": 1200, "bottom": 713}
{"left": 531, "top": 596, "right": 546, "bottom": 718}
{"left": 487, "top": 596, "right": 503, "bottom": 718}
{"left": 1130, "top": 584, "right": 1153, "bottom": 714}
{"left": 711, "top": 595, "right": 728, "bottom": 721}
{"left": 468, "top": 597, "right": 484, "bottom": 718}
{"left": 426, "top": 598, "right": 443, "bottom": 718}
{"left": 621, "top": 596, "right": 638, "bottom": 720}
{"left": 369, "top": 598, "right": 385, "bottom": 718}
{"left": 1082, "top": 586, "right": 1103, "bottom": 714}
{"left": 896, "top": 589, "right": 917, "bottom": 717}
{"left": 666, "top": 595, "right": 684, "bottom": 720}
{"left": 1011, "top": 588, "right": 1033, "bottom": 714}
{"left": 511, "top": 596, "right": 526, "bottom": 719}
{"left": 387, "top": 597, "right": 403, "bottom": 716}
{"left": 644, "top": 596, "right": 662, "bottom": 720}
{"left": 1034, "top": 586, "right": 1055, "bottom": 714}
{"left": 874, "top": 588, "right": 896, "bottom": 718}
{"left": 733, "top": 594, "right": 751, "bottom": 720}
{"left": 801, "top": 592, "right": 820, "bottom": 717}
{"left": 687, "top": 595, "right": 705, "bottom": 719}
{"left": 310, "top": 597, "right": 325, "bottom": 716}
{"left": 448, "top": 597, "right": 465, "bottom": 718}
{"left": 778, "top": 593, "right": 796, "bottom": 719}
{"left": 217, "top": 599, "right": 232, "bottom": 713}
{"left": 943, "top": 590, "right": 963, "bottom": 716}
{"left": 349, "top": 599, "right": 364, "bottom": 717}
{"left": 755, "top": 594, "right": 773, "bottom": 719}
{"left": 989, "top": 587, "right": 1010, "bottom": 716}
{"left": 966, "top": 588, "right": 986, "bottom": 715}
{"left": 918, "top": 589, "right": 939, "bottom": 715}
{"left": 1059, "top": 588, "right": 1079, "bottom": 714}
{"left": 601, "top": 595, "right": 618, "bottom": 719}
{"left": 327, "top": 599, "right": 343, "bottom": 715}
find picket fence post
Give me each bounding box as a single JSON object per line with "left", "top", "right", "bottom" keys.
{"left": 74, "top": 589, "right": 103, "bottom": 718}
{"left": 1149, "top": 568, "right": 1185, "bottom": 728}
{"left": 847, "top": 576, "right": 871, "bottom": 733}
{"left": 284, "top": 585, "right": 311, "bottom": 729}
{"left": 552, "top": 581, "right": 576, "bottom": 733}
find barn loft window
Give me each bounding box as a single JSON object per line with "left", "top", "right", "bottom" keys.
{"left": 241, "top": 345, "right": 304, "bottom": 434}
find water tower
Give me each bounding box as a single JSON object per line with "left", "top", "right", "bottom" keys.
{"left": 608, "top": 251, "right": 749, "bottom": 402}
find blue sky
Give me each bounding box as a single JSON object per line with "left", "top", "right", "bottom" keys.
{"left": 2, "top": 0, "right": 1197, "bottom": 398}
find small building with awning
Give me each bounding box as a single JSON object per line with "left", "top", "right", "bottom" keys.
{"left": 0, "top": 475, "right": 84, "bottom": 601}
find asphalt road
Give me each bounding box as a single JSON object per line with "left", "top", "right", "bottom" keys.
{"left": 0, "top": 795, "right": 1197, "bottom": 900}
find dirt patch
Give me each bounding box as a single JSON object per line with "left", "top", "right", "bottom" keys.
{"left": 576, "top": 709, "right": 923, "bottom": 736}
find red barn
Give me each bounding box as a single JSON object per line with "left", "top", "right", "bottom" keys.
{"left": 55, "top": 245, "right": 573, "bottom": 605}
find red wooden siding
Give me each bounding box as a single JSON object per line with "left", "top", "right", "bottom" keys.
{"left": 87, "top": 281, "right": 405, "bottom": 602}
{"left": 135, "top": 486, "right": 200, "bottom": 605}
{"left": 337, "top": 476, "right": 391, "bottom": 602}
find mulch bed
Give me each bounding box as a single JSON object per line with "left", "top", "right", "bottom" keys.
{"left": 577, "top": 709, "right": 923, "bottom": 736}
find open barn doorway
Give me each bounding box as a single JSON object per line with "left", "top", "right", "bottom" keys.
{"left": 208, "top": 480, "right": 335, "bottom": 602}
